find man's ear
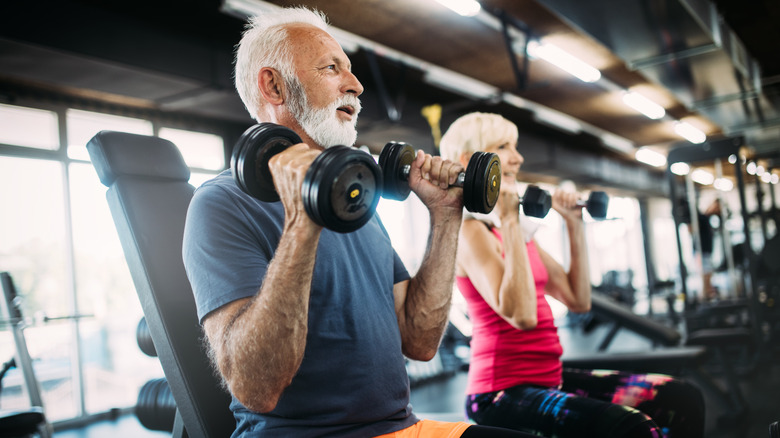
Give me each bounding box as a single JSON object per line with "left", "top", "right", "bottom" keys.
{"left": 258, "top": 67, "right": 285, "bottom": 105}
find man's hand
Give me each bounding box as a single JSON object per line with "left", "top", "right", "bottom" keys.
{"left": 406, "top": 150, "right": 464, "bottom": 214}
{"left": 268, "top": 143, "right": 323, "bottom": 232}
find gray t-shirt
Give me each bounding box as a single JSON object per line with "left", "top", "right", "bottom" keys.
{"left": 182, "top": 170, "right": 418, "bottom": 437}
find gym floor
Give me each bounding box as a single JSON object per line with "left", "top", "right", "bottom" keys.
{"left": 53, "top": 323, "right": 779, "bottom": 438}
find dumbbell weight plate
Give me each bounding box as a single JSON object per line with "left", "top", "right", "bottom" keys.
{"left": 586, "top": 191, "right": 609, "bottom": 219}
{"left": 231, "top": 123, "right": 303, "bottom": 202}
{"left": 302, "top": 146, "right": 382, "bottom": 233}
{"left": 521, "top": 185, "right": 552, "bottom": 218}
{"left": 463, "top": 151, "right": 501, "bottom": 214}
{"left": 378, "top": 142, "right": 415, "bottom": 201}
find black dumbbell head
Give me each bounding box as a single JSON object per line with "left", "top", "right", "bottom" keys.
{"left": 302, "top": 146, "right": 382, "bottom": 233}
{"left": 463, "top": 152, "right": 501, "bottom": 214}
{"left": 522, "top": 185, "right": 552, "bottom": 218}
{"left": 231, "top": 123, "right": 302, "bottom": 202}
{"left": 586, "top": 191, "right": 609, "bottom": 219}
{"left": 379, "top": 142, "right": 415, "bottom": 201}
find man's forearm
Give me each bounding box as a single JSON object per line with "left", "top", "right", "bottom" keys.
{"left": 210, "top": 224, "right": 320, "bottom": 412}
{"left": 400, "top": 209, "right": 462, "bottom": 360}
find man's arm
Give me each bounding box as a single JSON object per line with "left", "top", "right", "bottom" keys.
{"left": 202, "top": 144, "right": 323, "bottom": 413}
{"left": 393, "top": 151, "right": 464, "bottom": 360}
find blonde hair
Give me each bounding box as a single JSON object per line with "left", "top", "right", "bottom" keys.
{"left": 439, "top": 112, "right": 518, "bottom": 162}
{"left": 234, "top": 7, "right": 330, "bottom": 121}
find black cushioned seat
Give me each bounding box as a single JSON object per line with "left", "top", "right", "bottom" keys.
{"left": 0, "top": 407, "right": 45, "bottom": 437}
{"left": 87, "top": 131, "right": 235, "bottom": 438}
{"left": 562, "top": 346, "right": 707, "bottom": 376}
{"left": 577, "top": 291, "right": 750, "bottom": 423}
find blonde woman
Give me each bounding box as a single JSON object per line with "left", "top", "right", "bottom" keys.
{"left": 440, "top": 112, "right": 704, "bottom": 438}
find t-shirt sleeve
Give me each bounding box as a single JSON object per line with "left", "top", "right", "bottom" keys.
{"left": 375, "top": 216, "right": 410, "bottom": 285}
{"left": 182, "top": 183, "right": 277, "bottom": 323}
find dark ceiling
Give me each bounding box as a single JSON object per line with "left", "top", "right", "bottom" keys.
{"left": 1, "top": 0, "right": 778, "bottom": 197}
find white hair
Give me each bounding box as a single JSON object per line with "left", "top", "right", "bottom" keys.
{"left": 234, "top": 7, "right": 330, "bottom": 121}
{"left": 439, "top": 112, "right": 519, "bottom": 162}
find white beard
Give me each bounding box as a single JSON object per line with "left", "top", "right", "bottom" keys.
{"left": 286, "top": 76, "right": 361, "bottom": 148}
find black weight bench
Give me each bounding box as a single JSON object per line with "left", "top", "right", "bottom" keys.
{"left": 564, "top": 292, "right": 751, "bottom": 423}
{"left": 87, "top": 131, "right": 235, "bottom": 438}
{"left": 0, "top": 408, "right": 46, "bottom": 438}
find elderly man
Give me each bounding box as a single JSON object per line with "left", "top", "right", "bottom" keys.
{"left": 183, "top": 5, "right": 532, "bottom": 438}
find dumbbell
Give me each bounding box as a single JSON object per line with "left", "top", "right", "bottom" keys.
{"left": 231, "top": 123, "right": 382, "bottom": 233}
{"left": 520, "top": 186, "right": 609, "bottom": 219}
{"left": 520, "top": 185, "right": 552, "bottom": 218}
{"left": 378, "top": 142, "right": 501, "bottom": 214}
{"left": 583, "top": 191, "right": 609, "bottom": 219}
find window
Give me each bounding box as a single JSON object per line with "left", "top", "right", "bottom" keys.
{"left": 0, "top": 104, "right": 59, "bottom": 150}
{"left": 0, "top": 157, "right": 74, "bottom": 420}
{"left": 66, "top": 110, "right": 153, "bottom": 161}
{"left": 159, "top": 127, "right": 225, "bottom": 171}
{"left": 0, "top": 103, "right": 225, "bottom": 424}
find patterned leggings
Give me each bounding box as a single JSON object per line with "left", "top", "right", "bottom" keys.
{"left": 465, "top": 368, "right": 705, "bottom": 438}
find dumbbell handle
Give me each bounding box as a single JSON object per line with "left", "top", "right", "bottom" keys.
{"left": 399, "top": 164, "right": 466, "bottom": 188}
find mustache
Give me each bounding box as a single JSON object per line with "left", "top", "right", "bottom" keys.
{"left": 333, "top": 95, "right": 362, "bottom": 115}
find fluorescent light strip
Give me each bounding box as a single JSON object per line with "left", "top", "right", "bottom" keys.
{"left": 423, "top": 68, "right": 499, "bottom": 100}
{"left": 691, "top": 168, "right": 714, "bottom": 185}
{"left": 622, "top": 91, "right": 665, "bottom": 120}
{"left": 601, "top": 133, "right": 634, "bottom": 154}
{"left": 670, "top": 162, "right": 690, "bottom": 175}
{"left": 674, "top": 121, "right": 706, "bottom": 144}
{"left": 714, "top": 178, "right": 734, "bottom": 191}
{"left": 526, "top": 41, "right": 601, "bottom": 83}
{"left": 532, "top": 107, "right": 582, "bottom": 134}
{"left": 635, "top": 147, "right": 667, "bottom": 167}
{"left": 435, "top": 0, "right": 481, "bottom": 17}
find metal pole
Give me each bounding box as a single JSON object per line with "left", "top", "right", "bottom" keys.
{"left": 1, "top": 273, "right": 52, "bottom": 437}
{"left": 713, "top": 159, "right": 738, "bottom": 297}
{"left": 685, "top": 173, "right": 703, "bottom": 302}
{"left": 638, "top": 198, "right": 657, "bottom": 316}
{"left": 755, "top": 171, "right": 769, "bottom": 244}
{"left": 668, "top": 169, "right": 689, "bottom": 306}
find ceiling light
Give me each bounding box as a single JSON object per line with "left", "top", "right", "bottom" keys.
{"left": 772, "top": 174, "right": 779, "bottom": 184}
{"left": 600, "top": 133, "right": 634, "bottom": 154}
{"left": 670, "top": 162, "right": 690, "bottom": 175}
{"left": 635, "top": 147, "right": 667, "bottom": 167}
{"left": 502, "top": 93, "right": 528, "bottom": 109}
{"left": 746, "top": 162, "right": 757, "bottom": 175}
{"left": 526, "top": 40, "right": 601, "bottom": 83}
{"left": 532, "top": 107, "right": 582, "bottom": 133}
{"left": 691, "top": 168, "right": 714, "bottom": 185}
{"left": 423, "top": 67, "right": 499, "bottom": 100}
{"left": 674, "top": 121, "right": 706, "bottom": 144}
{"left": 761, "top": 172, "right": 772, "bottom": 183}
{"left": 714, "top": 178, "right": 733, "bottom": 191}
{"left": 622, "top": 91, "right": 665, "bottom": 119}
{"left": 434, "top": 0, "right": 481, "bottom": 17}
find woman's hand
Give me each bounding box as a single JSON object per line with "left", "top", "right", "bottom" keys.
{"left": 551, "top": 189, "right": 584, "bottom": 222}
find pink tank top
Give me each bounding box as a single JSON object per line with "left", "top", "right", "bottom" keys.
{"left": 457, "top": 227, "right": 563, "bottom": 394}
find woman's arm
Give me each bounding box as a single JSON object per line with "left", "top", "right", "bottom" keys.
{"left": 540, "top": 190, "right": 591, "bottom": 312}
{"left": 457, "top": 190, "right": 539, "bottom": 329}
